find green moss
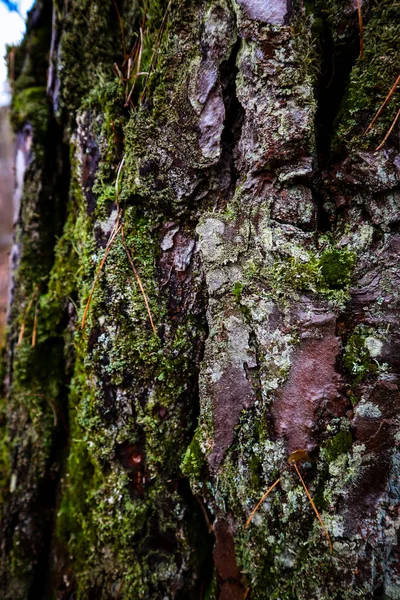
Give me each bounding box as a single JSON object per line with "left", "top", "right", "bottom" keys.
{"left": 333, "top": 0, "right": 400, "bottom": 151}
{"left": 0, "top": 387, "right": 10, "bottom": 506}
{"left": 343, "top": 325, "right": 379, "bottom": 384}
{"left": 181, "top": 433, "right": 205, "bottom": 478}
{"left": 265, "top": 246, "right": 356, "bottom": 305}
{"left": 11, "top": 86, "right": 48, "bottom": 133}
{"left": 319, "top": 247, "right": 356, "bottom": 289}
{"left": 323, "top": 430, "right": 353, "bottom": 462}
{"left": 8, "top": 0, "right": 52, "bottom": 137}
{"left": 232, "top": 281, "right": 244, "bottom": 303}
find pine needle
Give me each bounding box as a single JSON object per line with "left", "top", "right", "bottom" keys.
{"left": 195, "top": 495, "right": 213, "bottom": 533}
{"left": 125, "top": 27, "right": 144, "bottom": 107}
{"left": 356, "top": 0, "right": 364, "bottom": 60}
{"left": 115, "top": 576, "right": 124, "bottom": 600}
{"left": 115, "top": 155, "right": 125, "bottom": 209}
{"left": 31, "top": 297, "right": 39, "bottom": 347}
{"left": 364, "top": 73, "right": 400, "bottom": 135}
{"left": 293, "top": 463, "right": 333, "bottom": 551}
{"left": 121, "top": 227, "right": 157, "bottom": 336}
{"left": 111, "top": 0, "right": 127, "bottom": 61}
{"left": 140, "top": 0, "right": 171, "bottom": 104}
{"left": 18, "top": 284, "right": 39, "bottom": 346}
{"left": 81, "top": 223, "right": 122, "bottom": 329}
{"left": 375, "top": 107, "right": 400, "bottom": 151}
{"left": 17, "top": 322, "right": 25, "bottom": 347}
{"left": 245, "top": 477, "right": 281, "bottom": 529}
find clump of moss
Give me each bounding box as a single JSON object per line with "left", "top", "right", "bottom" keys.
{"left": 323, "top": 430, "right": 353, "bottom": 463}
{"left": 181, "top": 433, "right": 205, "bottom": 478}
{"left": 232, "top": 281, "right": 244, "bottom": 304}
{"left": 342, "top": 325, "right": 380, "bottom": 384}
{"left": 333, "top": 0, "right": 400, "bottom": 151}
{"left": 268, "top": 254, "right": 321, "bottom": 294}
{"left": 319, "top": 248, "right": 356, "bottom": 289}
{"left": 267, "top": 246, "right": 356, "bottom": 301}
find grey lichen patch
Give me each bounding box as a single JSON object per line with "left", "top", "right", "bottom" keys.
{"left": 199, "top": 299, "right": 257, "bottom": 469}
{"left": 235, "top": 0, "right": 290, "bottom": 25}
{"left": 196, "top": 216, "right": 249, "bottom": 266}
{"left": 343, "top": 325, "right": 387, "bottom": 385}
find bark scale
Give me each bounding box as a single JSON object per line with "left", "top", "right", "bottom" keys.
{"left": 0, "top": 0, "right": 399, "bottom": 598}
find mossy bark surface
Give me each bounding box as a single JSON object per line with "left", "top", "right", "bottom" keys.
{"left": 1, "top": 0, "right": 400, "bottom": 599}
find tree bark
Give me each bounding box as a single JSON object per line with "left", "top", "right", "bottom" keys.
{"left": 1, "top": 0, "right": 400, "bottom": 598}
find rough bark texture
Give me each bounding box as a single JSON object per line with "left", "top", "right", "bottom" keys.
{"left": 0, "top": 0, "right": 400, "bottom": 598}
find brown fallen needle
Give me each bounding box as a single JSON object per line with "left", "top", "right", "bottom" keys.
{"left": 115, "top": 155, "right": 157, "bottom": 336}
{"left": 111, "top": 0, "right": 127, "bottom": 61}
{"left": 18, "top": 283, "right": 40, "bottom": 346}
{"left": 31, "top": 296, "right": 39, "bottom": 347}
{"left": 364, "top": 73, "right": 400, "bottom": 136}
{"left": 375, "top": 108, "right": 400, "bottom": 151}
{"left": 82, "top": 157, "right": 156, "bottom": 334}
{"left": 356, "top": 0, "right": 364, "bottom": 60}
{"left": 245, "top": 455, "right": 333, "bottom": 552}
{"left": 121, "top": 227, "right": 157, "bottom": 336}
{"left": 139, "top": 0, "right": 172, "bottom": 104}
{"left": 81, "top": 222, "right": 122, "bottom": 329}
{"left": 245, "top": 477, "right": 281, "bottom": 529}
{"left": 292, "top": 462, "right": 333, "bottom": 552}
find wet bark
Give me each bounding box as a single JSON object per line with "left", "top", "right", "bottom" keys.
{"left": 0, "top": 0, "right": 399, "bottom": 599}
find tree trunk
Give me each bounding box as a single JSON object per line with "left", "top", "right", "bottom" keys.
{"left": 1, "top": 0, "right": 399, "bottom": 598}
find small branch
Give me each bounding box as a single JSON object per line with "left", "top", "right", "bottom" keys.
{"left": 364, "top": 73, "right": 400, "bottom": 135}
{"left": 293, "top": 463, "right": 333, "bottom": 552}
{"left": 375, "top": 107, "right": 400, "bottom": 151}
{"left": 245, "top": 477, "right": 281, "bottom": 529}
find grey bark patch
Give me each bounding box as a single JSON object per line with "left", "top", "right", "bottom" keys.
{"left": 235, "top": 0, "right": 289, "bottom": 24}
{"left": 203, "top": 312, "right": 257, "bottom": 469}
{"left": 199, "top": 87, "right": 226, "bottom": 160}
{"left": 160, "top": 222, "right": 180, "bottom": 251}
{"left": 187, "top": 0, "right": 236, "bottom": 162}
